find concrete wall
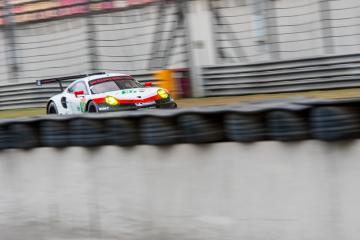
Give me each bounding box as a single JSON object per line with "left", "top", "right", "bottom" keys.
{"left": 0, "top": 29, "right": 8, "bottom": 81}
{"left": 1, "top": 141, "right": 360, "bottom": 240}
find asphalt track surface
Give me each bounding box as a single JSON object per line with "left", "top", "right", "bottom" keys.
{"left": 1, "top": 87, "right": 360, "bottom": 118}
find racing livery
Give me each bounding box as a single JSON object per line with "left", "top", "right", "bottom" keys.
{"left": 37, "top": 72, "right": 177, "bottom": 114}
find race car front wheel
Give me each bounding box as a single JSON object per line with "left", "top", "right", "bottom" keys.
{"left": 87, "top": 101, "right": 98, "bottom": 113}
{"left": 47, "top": 101, "right": 58, "bottom": 114}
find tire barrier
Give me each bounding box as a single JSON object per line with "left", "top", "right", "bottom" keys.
{"left": 177, "top": 114, "right": 224, "bottom": 143}
{"left": 67, "top": 119, "right": 105, "bottom": 147}
{"left": 140, "top": 117, "right": 179, "bottom": 145}
{"left": 0, "top": 126, "right": 10, "bottom": 149}
{"left": 1, "top": 97, "right": 360, "bottom": 149}
{"left": 8, "top": 122, "right": 40, "bottom": 149}
{"left": 310, "top": 106, "right": 360, "bottom": 141}
{"left": 224, "top": 113, "right": 265, "bottom": 142}
{"left": 266, "top": 111, "right": 309, "bottom": 141}
{"left": 104, "top": 118, "right": 139, "bottom": 146}
{"left": 39, "top": 120, "right": 68, "bottom": 147}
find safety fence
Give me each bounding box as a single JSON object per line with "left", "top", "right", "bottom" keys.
{"left": 211, "top": 0, "right": 360, "bottom": 64}
{"left": 1, "top": 97, "right": 360, "bottom": 149}
{"left": 1, "top": 0, "right": 360, "bottom": 84}
{"left": 0, "top": 0, "right": 188, "bottom": 83}
{"left": 202, "top": 53, "right": 360, "bottom": 97}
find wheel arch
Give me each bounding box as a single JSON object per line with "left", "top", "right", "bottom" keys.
{"left": 85, "top": 100, "right": 93, "bottom": 112}
{"left": 46, "top": 100, "right": 54, "bottom": 114}
{"left": 46, "top": 100, "right": 59, "bottom": 114}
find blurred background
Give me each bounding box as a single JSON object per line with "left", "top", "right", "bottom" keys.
{"left": 0, "top": 0, "right": 360, "bottom": 113}
{"left": 2, "top": 1, "right": 360, "bottom": 240}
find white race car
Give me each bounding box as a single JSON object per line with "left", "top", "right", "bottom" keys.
{"left": 37, "top": 72, "right": 177, "bottom": 114}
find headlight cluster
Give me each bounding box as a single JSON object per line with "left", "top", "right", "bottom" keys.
{"left": 105, "top": 96, "right": 119, "bottom": 106}
{"left": 104, "top": 90, "right": 169, "bottom": 106}
{"left": 157, "top": 89, "right": 169, "bottom": 99}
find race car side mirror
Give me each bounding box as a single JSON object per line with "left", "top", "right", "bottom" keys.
{"left": 74, "top": 90, "right": 84, "bottom": 97}
{"left": 144, "top": 82, "right": 152, "bottom": 87}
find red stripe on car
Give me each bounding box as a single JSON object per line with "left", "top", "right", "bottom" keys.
{"left": 93, "top": 97, "right": 105, "bottom": 103}
{"left": 118, "top": 95, "right": 161, "bottom": 104}
{"left": 92, "top": 95, "right": 161, "bottom": 104}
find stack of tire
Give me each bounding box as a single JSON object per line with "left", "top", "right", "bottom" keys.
{"left": 1, "top": 98, "right": 360, "bottom": 149}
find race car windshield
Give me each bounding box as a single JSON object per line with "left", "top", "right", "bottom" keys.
{"left": 90, "top": 79, "right": 143, "bottom": 94}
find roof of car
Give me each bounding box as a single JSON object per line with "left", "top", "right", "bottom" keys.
{"left": 82, "top": 72, "right": 131, "bottom": 83}
{"left": 66, "top": 73, "right": 132, "bottom": 88}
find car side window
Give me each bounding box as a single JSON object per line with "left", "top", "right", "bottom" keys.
{"left": 68, "top": 81, "right": 89, "bottom": 95}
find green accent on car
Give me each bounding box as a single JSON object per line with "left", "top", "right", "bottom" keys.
{"left": 122, "top": 90, "right": 137, "bottom": 94}
{"left": 80, "top": 101, "right": 86, "bottom": 112}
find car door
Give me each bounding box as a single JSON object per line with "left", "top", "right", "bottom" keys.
{"left": 67, "top": 81, "right": 89, "bottom": 113}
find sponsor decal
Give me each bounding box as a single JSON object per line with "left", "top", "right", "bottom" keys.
{"left": 80, "top": 98, "right": 86, "bottom": 112}
{"left": 99, "top": 106, "right": 110, "bottom": 111}
{"left": 121, "top": 89, "right": 137, "bottom": 94}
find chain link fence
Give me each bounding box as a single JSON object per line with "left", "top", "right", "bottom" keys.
{"left": 0, "top": 0, "right": 188, "bottom": 83}
{"left": 211, "top": 0, "right": 360, "bottom": 64}
{"left": 0, "top": 0, "right": 360, "bottom": 85}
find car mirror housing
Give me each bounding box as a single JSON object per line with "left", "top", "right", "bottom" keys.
{"left": 144, "top": 82, "right": 152, "bottom": 87}
{"left": 74, "top": 90, "right": 85, "bottom": 97}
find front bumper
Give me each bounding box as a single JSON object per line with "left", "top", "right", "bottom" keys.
{"left": 96, "top": 99, "right": 177, "bottom": 112}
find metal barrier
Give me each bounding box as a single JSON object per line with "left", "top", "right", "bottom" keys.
{"left": 1, "top": 97, "right": 360, "bottom": 149}
{"left": 202, "top": 53, "right": 360, "bottom": 97}
{"left": 1, "top": 53, "right": 360, "bottom": 110}
{"left": 0, "top": 72, "right": 155, "bottom": 110}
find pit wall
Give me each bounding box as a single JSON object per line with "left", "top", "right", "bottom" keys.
{"left": 1, "top": 141, "right": 359, "bottom": 240}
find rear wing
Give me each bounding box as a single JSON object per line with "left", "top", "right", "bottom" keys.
{"left": 36, "top": 72, "right": 106, "bottom": 91}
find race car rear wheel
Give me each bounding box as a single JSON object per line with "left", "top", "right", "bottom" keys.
{"left": 87, "top": 101, "right": 98, "bottom": 113}
{"left": 47, "top": 101, "right": 58, "bottom": 114}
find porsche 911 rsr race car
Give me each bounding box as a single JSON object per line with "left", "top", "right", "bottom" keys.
{"left": 37, "top": 72, "right": 177, "bottom": 114}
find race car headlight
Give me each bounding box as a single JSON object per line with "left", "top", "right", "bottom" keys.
{"left": 157, "top": 89, "right": 169, "bottom": 99}
{"left": 105, "top": 96, "right": 119, "bottom": 106}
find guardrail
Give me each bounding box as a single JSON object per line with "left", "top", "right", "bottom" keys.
{"left": 0, "top": 72, "right": 155, "bottom": 110}
{"left": 1, "top": 97, "right": 360, "bottom": 149}
{"left": 1, "top": 53, "right": 360, "bottom": 110}
{"left": 202, "top": 53, "right": 360, "bottom": 96}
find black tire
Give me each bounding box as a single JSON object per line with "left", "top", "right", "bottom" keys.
{"left": 39, "top": 121, "right": 68, "bottom": 147}
{"left": 9, "top": 123, "right": 39, "bottom": 148}
{"left": 87, "top": 101, "right": 98, "bottom": 113}
{"left": 266, "top": 111, "right": 308, "bottom": 141}
{"left": 68, "top": 119, "right": 104, "bottom": 146}
{"left": 104, "top": 119, "right": 139, "bottom": 146}
{"left": 224, "top": 113, "right": 265, "bottom": 142}
{"left": 140, "top": 117, "right": 178, "bottom": 145}
{"left": 310, "top": 106, "right": 360, "bottom": 140}
{"left": 47, "top": 101, "right": 58, "bottom": 114}
{"left": 177, "top": 114, "right": 224, "bottom": 143}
